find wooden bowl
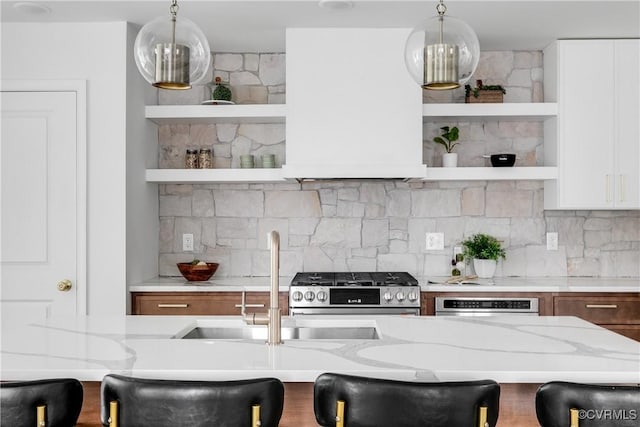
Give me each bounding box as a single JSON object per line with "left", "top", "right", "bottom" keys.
{"left": 176, "top": 262, "right": 219, "bottom": 282}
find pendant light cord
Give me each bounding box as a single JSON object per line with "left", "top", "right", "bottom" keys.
{"left": 436, "top": 0, "right": 446, "bottom": 44}
{"left": 169, "top": 0, "right": 179, "bottom": 45}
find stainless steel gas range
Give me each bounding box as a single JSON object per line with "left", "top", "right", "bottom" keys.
{"left": 288, "top": 272, "right": 421, "bottom": 316}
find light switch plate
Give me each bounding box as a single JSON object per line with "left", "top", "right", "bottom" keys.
{"left": 546, "top": 232, "right": 558, "bottom": 251}
{"left": 426, "top": 233, "right": 445, "bottom": 250}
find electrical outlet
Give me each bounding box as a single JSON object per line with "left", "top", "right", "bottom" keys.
{"left": 182, "top": 233, "right": 194, "bottom": 252}
{"left": 426, "top": 232, "right": 445, "bottom": 250}
{"left": 546, "top": 232, "right": 558, "bottom": 251}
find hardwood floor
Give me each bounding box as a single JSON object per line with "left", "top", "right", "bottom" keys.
{"left": 79, "top": 381, "right": 541, "bottom": 426}
{"left": 77, "top": 382, "right": 101, "bottom": 426}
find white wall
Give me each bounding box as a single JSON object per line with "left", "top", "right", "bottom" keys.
{"left": 2, "top": 22, "right": 156, "bottom": 314}
{"left": 125, "top": 23, "right": 160, "bottom": 313}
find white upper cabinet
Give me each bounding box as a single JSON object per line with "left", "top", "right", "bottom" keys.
{"left": 544, "top": 40, "right": 640, "bottom": 209}
{"left": 283, "top": 28, "right": 427, "bottom": 179}
{"left": 614, "top": 40, "right": 640, "bottom": 209}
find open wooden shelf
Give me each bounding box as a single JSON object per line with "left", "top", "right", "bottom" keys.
{"left": 423, "top": 103, "right": 558, "bottom": 121}
{"left": 424, "top": 166, "right": 558, "bottom": 181}
{"left": 145, "top": 168, "right": 287, "bottom": 183}
{"left": 145, "top": 104, "right": 286, "bottom": 124}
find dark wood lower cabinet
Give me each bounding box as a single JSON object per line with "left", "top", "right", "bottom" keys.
{"left": 553, "top": 293, "right": 640, "bottom": 341}
{"left": 131, "top": 291, "right": 289, "bottom": 316}
{"left": 78, "top": 381, "right": 540, "bottom": 426}
{"left": 605, "top": 325, "right": 640, "bottom": 342}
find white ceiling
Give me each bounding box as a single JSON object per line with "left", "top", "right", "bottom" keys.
{"left": 2, "top": 0, "right": 639, "bottom": 52}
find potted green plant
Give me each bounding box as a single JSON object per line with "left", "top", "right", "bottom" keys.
{"left": 211, "top": 76, "right": 233, "bottom": 103}
{"left": 464, "top": 79, "right": 506, "bottom": 103}
{"left": 433, "top": 126, "right": 460, "bottom": 167}
{"left": 461, "top": 233, "right": 506, "bottom": 278}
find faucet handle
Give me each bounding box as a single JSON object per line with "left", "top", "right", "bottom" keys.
{"left": 236, "top": 291, "right": 248, "bottom": 316}
{"left": 234, "top": 291, "right": 266, "bottom": 315}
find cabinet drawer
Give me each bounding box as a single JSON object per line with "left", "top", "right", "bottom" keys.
{"left": 603, "top": 325, "right": 640, "bottom": 342}
{"left": 132, "top": 292, "right": 288, "bottom": 316}
{"left": 554, "top": 296, "right": 640, "bottom": 324}
{"left": 135, "top": 295, "right": 216, "bottom": 315}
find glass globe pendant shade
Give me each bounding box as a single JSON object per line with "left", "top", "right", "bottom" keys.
{"left": 134, "top": 14, "right": 211, "bottom": 90}
{"left": 405, "top": 14, "right": 480, "bottom": 90}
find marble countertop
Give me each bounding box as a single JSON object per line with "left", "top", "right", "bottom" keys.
{"left": 128, "top": 276, "right": 292, "bottom": 292}
{"left": 129, "top": 276, "right": 639, "bottom": 293}
{"left": 421, "top": 277, "right": 640, "bottom": 293}
{"left": 2, "top": 315, "right": 638, "bottom": 384}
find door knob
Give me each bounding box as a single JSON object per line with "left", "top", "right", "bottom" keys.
{"left": 57, "top": 279, "right": 73, "bottom": 292}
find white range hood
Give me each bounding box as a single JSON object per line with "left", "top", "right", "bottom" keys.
{"left": 282, "top": 28, "right": 427, "bottom": 180}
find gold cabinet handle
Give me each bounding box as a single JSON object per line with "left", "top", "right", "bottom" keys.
{"left": 157, "top": 304, "right": 189, "bottom": 308}
{"left": 585, "top": 304, "right": 618, "bottom": 309}
{"left": 57, "top": 279, "right": 73, "bottom": 292}
{"left": 606, "top": 174, "right": 612, "bottom": 203}
{"left": 234, "top": 304, "right": 265, "bottom": 308}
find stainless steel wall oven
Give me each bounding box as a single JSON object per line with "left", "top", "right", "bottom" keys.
{"left": 435, "top": 297, "right": 539, "bottom": 316}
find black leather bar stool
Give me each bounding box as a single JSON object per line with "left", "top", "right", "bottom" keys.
{"left": 314, "top": 373, "right": 500, "bottom": 427}
{"left": 100, "top": 374, "right": 284, "bottom": 427}
{"left": 536, "top": 381, "right": 640, "bottom": 427}
{"left": 0, "top": 378, "right": 83, "bottom": 427}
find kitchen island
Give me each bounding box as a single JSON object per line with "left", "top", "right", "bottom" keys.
{"left": 2, "top": 315, "right": 639, "bottom": 426}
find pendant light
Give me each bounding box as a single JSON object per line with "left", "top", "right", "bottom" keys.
{"left": 134, "top": 0, "right": 211, "bottom": 90}
{"left": 404, "top": 0, "right": 480, "bottom": 90}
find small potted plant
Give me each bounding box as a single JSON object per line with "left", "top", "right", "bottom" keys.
{"left": 464, "top": 79, "right": 506, "bottom": 103}
{"left": 433, "top": 126, "right": 460, "bottom": 167}
{"left": 461, "top": 233, "right": 506, "bottom": 278}
{"left": 211, "top": 76, "right": 233, "bottom": 103}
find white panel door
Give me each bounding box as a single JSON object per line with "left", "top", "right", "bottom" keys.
{"left": 1, "top": 91, "right": 78, "bottom": 321}
{"left": 614, "top": 40, "right": 640, "bottom": 208}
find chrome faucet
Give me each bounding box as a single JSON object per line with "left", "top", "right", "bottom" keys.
{"left": 242, "top": 230, "right": 282, "bottom": 345}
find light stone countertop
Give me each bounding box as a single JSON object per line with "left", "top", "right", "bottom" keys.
{"left": 421, "top": 277, "right": 640, "bottom": 293}
{"left": 2, "top": 315, "right": 639, "bottom": 384}
{"left": 129, "top": 276, "right": 639, "bottom": 293}
{"left": 128, "top": 276, "right": 293, "bottom": 292}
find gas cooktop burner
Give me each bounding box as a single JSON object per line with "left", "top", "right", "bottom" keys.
{"left": 335, "top": 272, "right": 374, "bottom": 287}
{"left": 291, "top": 272, "right": 418, "bottom": 287}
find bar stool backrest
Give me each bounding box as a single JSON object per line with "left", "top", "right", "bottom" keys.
{"left": 0, "top": 378, "right": 83, "bottom": 427}
{"left": 536, "top": 381, "right": 640, "bottom": 427}
{"left": 314, "top": 373, "right": 500, "bottom": 427}
{"left": 100, "top": 374, "right": 284, "bottom": 427}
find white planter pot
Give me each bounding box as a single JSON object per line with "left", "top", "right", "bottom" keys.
{"left": 473, "top": 259, "right": 497, "bottom": 278}
{"left": 442, "top": 152, "right": 458, "bottom": 167}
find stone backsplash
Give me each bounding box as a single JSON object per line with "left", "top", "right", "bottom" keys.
{"left": 159, "top": 181, "right": 639, "bottom": 278}
{"left": 156, "top": 51, "right": 640, "bottom": 278}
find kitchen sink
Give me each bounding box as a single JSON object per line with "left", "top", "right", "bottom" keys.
{"left": 178, "top": 326, "right": 379, "bottom": 340}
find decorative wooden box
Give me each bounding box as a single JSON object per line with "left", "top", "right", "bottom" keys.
{"left": 465, "top": 91, "right": 504, "bottom": 103}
